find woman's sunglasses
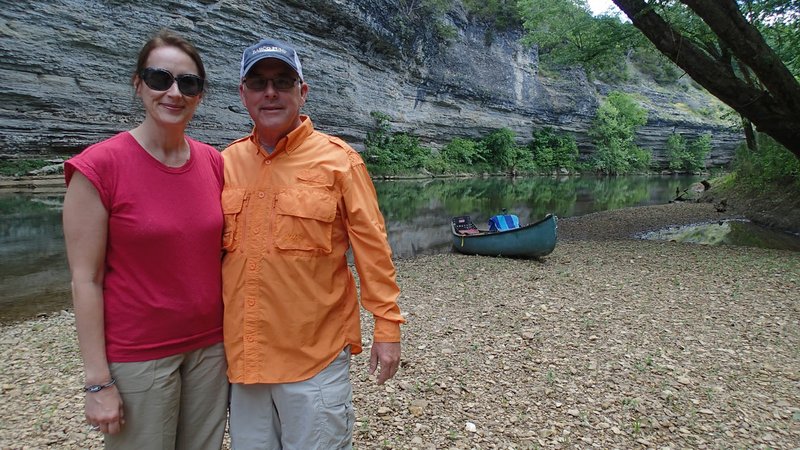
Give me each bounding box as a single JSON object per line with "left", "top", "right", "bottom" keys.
{"left": 139, "top": 67, "right": 205, "bottom": 97}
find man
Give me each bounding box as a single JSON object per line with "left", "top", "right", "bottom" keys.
{"left": 221, "top": 37, "right": 405, "bottom": 450}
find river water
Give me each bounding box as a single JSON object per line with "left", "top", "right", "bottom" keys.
{"left": 2, "top": 175, "right": 798, "bottom": 322}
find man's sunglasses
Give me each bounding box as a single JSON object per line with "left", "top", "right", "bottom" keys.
{"left": 242, "top": 76, "right": 299, "bottom": 91}
{"left": 139, "top": 67, "right": 205, "bottom": 97}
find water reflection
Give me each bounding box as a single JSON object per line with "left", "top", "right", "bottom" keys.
{"left": 0, "top": 174, "right": 722, "bottom": 322}
{"left": 638, "top": 219, "right": 800, "bottom": 251}
{"left": 0, "top": 194, "right": 70, "bottom": 322}
{"left": 377, "top": 175, "right": 702, "bottom": 258}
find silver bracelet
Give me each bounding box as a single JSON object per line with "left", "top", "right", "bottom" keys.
{"left": 84, "top": 377, "right": 116, "bottom": 393}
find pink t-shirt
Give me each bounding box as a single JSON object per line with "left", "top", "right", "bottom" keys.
{"left": 65, "top": 132, "right": 224, "bottom": 362}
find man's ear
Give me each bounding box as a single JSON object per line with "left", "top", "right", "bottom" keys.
{"left": 299, "top": 82, "right": 309, "bottom": 106}
{"left": 238, "top": 83, "right": 246, "bottom": 104}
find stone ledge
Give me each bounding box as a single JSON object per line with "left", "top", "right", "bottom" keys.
{"left": 0, "top": 175, "right": 66, "bottom": 193}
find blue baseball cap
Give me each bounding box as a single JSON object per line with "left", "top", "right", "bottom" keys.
{"left": 240, "top": 38, "right": 304, "bottom": 80}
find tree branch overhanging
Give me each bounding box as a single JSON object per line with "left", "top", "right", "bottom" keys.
{"left": 611, "top": 0, "right": 800, "bottom": 158}
{"left": 681, "top": 0, "right": 800, "bottom": 111}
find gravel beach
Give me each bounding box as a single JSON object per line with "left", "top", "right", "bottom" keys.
{"left": 2, "top": 202, "right": 798, "bottom": 449}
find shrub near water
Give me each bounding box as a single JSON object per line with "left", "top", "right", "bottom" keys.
{"left": 362, "top": 102, "right": 659, "bottom": 177}
{"left": 434, "top": 138, "right": 489, "bottom": 174}
{"left": 364, "top": 112, "right": 551, "bottom": 176}
{"left": 363, "top": 111, "right": 429, "bottom": 175}
{"left": 666, "top": 133, "right": 711, "bottom": 172}
{"left": 482, "top": 128, "right": 533, "bottom": 174}
{"left": 529, "top": 127, "right": 579, "bottom": 172}
{"left": 733, "top": 133, "right": 800, "bottom": 190}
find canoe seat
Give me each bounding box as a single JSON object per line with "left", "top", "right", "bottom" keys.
{"left": 488, "top": 213, "right": 520, "bottom": 232}
{"left": 452, "top": 216, "right": 480, "bottom": 235}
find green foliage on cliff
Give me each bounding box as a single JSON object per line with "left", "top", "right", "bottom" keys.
{"left": 512, "top": 0, "right": 683, "bottom": 83}
{"left": 0, "top": 158, "right": 51, "bottom": 177}
{"left": 589, "top": 91, "right": 651, "bottom": 175}
{"left": 463, "top": 0, "right": 522, "bottom": 30}
{"left": 435, "top": 138, "right": 489, "bottom": 172}
{"left": 630, "top": 48, "right": 683, "bottom": 85}
{"left": 390, "top": 0, "right": 461, "bottom": 51}
{"left": 398, "top": 0, "right": 729, "bottom": 87}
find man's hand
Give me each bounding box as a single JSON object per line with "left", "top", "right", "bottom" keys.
{"left": 369, "top": 341, "right": 401, "bottom": 384}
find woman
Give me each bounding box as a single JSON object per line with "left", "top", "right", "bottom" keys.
{"left": 62, "top": 30, "right": 228, "bottom": 449}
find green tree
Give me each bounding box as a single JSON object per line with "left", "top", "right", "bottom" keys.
{"left": 666, "top": 133, "right": 688, "bottom": 171}
{"left": 517, "top": 0, "right": 644, "bottom": 78}
{"left": 589, "top": 91, "right": 651, "bottom": 174}
{"left": 363, "top": 111, "right": 430, "bottom": 175}
{"left": 686, "top": 133, "right": 711, "bottom": 171}
{"left": 743, "top": 0, "right": 800, "bottom": 77}
{"left": 482, "top": 128, "right": 531, "bottom": 174}
{"left": 440, "top": 138, "right": 488, "bottom": 169}
{"left": 530, "top": 127, "right": 579, "bottom": 171}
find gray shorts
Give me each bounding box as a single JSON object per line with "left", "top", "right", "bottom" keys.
{"left": 229, "top": 347, "right": 355, "bottom": 450}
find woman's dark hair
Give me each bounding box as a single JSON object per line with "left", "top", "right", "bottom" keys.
{"left": 132, "top": 30, "right": 206, "bottom": 85}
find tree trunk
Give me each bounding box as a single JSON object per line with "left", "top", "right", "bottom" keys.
{"left": 742, "top": 116, "right": 757, "bottom": 152}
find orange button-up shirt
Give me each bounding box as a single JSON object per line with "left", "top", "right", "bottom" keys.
{"left": 221, "top": 116, "right": 404, "bottom": 384}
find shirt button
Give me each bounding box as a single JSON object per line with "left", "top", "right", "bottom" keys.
{"left": 247, "top": 298, "right": 256, "bottom": 306}
{"left": 253, "top": 228, "right": 260, "bottom": 234}
{"left": 246, "top": 335, "right": 255, "bottom": 342}
{"left": 248, "top": 262, "right": 256, "bottom": 271}
{"left": 265, "top": 159, "right": 272, "bottom": 165}
{"left": 258, "top": 192, "right": 265, "bottom": 198}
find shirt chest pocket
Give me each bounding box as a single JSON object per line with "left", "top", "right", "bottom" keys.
{"left": 274, "top": 187, "right": 337, "bottom": 253}
{"left": 222, "top": 188, "right": 247, "bottom": 252}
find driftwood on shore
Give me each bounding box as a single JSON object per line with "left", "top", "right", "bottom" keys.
{"left": 672, "top": 179, "right": 711, "bottom": 202}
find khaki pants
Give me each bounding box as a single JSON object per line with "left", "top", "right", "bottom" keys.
{"left": 229, "top": 347, "right": 354, "bottom": 450}
{"left": 105, "top": 342, "right": 229, "bottom": 450}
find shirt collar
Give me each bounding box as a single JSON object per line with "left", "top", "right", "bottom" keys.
{"left": 249, "top": 115, "right": 314, "bottom": 157}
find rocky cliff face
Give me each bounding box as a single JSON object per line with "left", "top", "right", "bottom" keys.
{"left": 0, "top": 0, "right": 742, "bottom": 167}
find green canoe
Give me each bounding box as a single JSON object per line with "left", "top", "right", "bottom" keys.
{"left": 451, "top": 214, "right": 558, "bottom": 258}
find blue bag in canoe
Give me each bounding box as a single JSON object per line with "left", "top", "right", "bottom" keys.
{"left": 488, "top": 213, "right": 520, "bottom": 232}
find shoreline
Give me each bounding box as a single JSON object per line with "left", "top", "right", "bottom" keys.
{"left": 2, "top": 201, "right": 798, "bottom": 448}
{"left": 0, "top": 174, "right": 66, "bottom": 194}
{"left": 0, "top": 201, "right": 744, "bottom": 326}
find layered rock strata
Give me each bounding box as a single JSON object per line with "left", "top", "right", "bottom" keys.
{"left": 0, "top": 0, "right": 741, "bottom": 167}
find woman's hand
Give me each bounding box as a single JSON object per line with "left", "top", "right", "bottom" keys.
{"left": 85, "top": 385, "right": 125, "bottom": 434}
